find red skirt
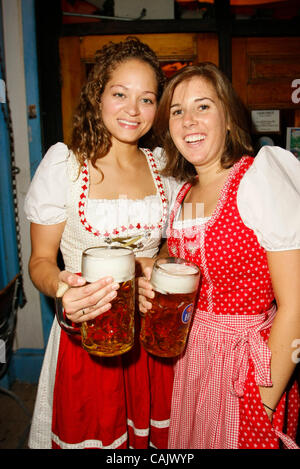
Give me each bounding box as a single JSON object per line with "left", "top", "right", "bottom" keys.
{"left": 51, "top": 314, "right": 174, "bottom": 449}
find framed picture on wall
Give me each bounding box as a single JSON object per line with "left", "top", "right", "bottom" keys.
{"left": 286, "top": 127, "right": 300, "bottom": 161}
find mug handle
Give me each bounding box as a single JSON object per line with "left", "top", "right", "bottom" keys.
{"left": 55, "top": 281, "right": 81, "bottom": 335}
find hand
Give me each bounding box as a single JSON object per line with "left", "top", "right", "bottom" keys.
{"left": 59, "top": 270, "right": 119, "bottom": 323}
{"left": 138, "top": 267, "right": 155, "bottom": 315}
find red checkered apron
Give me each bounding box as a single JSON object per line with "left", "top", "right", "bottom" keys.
{"left": 166, "top": 157, "right": 299, "bottom": 449}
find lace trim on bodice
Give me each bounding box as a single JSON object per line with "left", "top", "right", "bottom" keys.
{"left": 78, "top": 149, "right": 168, "bottom": 241}
{"left": 169, "top": 157, "right": 249, "bottom": 235}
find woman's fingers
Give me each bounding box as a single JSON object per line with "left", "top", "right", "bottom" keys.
{"left": 63, "top": 276, "right": 115, "bottom": 304}
{"left": 138, "top": 294, "right": 153, "bottom": 314}
{"left": 59, "top": 270, "right": 86, "bottom": 287}
{"left": 66, "top": 290, "right": 117, "bottom": 323}
{"left": 138, "top": 277, "right": 155, "bottom": 299}
{"left": 63, "top": 276, "right": 120, "bottom": 321}
{"left": 138, "top": 287, "right": 154, "bottom": 299}
{"left": 137, "top": 275, "right": 154, "bottom": 314}
{"left": 62, "top": 271, "right": 155, "bottom": 322}
{"left": 78, "top": 279, "right": 119, "bottom": 308}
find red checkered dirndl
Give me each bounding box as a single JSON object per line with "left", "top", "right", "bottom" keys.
{"left": 166, "top": 156, "right": 299, "bottom": 449}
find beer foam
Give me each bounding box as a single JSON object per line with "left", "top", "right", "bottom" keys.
{"left": 82, "top": 248, "right": 135, "bottom": 283}
{"left": 151, "top": 263, "right": 199, "bottom": 294}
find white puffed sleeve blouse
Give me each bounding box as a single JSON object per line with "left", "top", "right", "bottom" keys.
{"left": 172, "top": 146, "right": 300, "bottom": 252}
{"left": 24, "top": 142, "right": 68, "bottom": 225}
{"left": 24, "top": 143, "right": 180, "bottom": 229}
{"left": 237, "top": 146, "right": 300, "bottom": 251}
{"left": 24, "top": 144, "right": 300, "bottom": 252}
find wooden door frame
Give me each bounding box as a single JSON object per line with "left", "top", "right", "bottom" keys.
{"left": 35, "top": 0, "right": 224, "bottom": 153}
{"left": 59, "top": 32, "right": 219, "bottom": 143}
{"left": 35, "top": 0, "right": 300, "bottom": 153}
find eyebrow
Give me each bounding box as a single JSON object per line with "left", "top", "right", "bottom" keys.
{"left": 110, "top": 84, "right": 157, "bottom": 96}
{"left": 170, "top": 97, "right": 215, "bottom": 108}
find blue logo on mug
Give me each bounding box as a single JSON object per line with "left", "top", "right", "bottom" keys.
{"left": 182, "top": 304, "right": 193, "bottom": 324}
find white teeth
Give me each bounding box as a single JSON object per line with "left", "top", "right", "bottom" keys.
{"left": 185, "top": 134, "right": 205, "bottom": 143}
{"left": 119, "top": 119, "right": 139, "bottom": 126}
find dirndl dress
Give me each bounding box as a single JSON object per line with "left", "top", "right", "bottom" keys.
{"left": 166, "top": 147, "right": 300, "bottom": 449}
{"left": 25, "top": 143, "right": 179, "bottom": 449}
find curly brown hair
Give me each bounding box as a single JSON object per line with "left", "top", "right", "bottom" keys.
{"left": 154, "top": 63, "right": 253, "bottom": 183}
{"left": 69, "top": 37, "right": 166, "bottom": 169}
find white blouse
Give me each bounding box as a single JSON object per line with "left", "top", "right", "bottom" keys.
{"left": 237, "top": 146, "right": 300, "bottom": 251}
{"left": 25, "top": 145, "right": 300, "bottom": 252}
{"left": 24, "top": 143, "right": 179, "bottom": 229}
{"left": 172, "top": 146, "right": 300, "bottom": 252}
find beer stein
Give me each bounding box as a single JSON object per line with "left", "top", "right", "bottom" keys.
{"left": 140, "top": 257, "right": 200, "bottom": 357}
{"left": 55, "top": 246, "right": 135, "bottom": 357}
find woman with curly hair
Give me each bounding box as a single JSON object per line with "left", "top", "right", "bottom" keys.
{"left": 25, "top": 37, "right": 179, "bottom": 449}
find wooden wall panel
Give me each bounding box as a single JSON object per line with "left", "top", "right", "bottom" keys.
{"left": 59, "top": 33, "right": 218, "bottom": 141}
{"left": 80, "top": 34, "right": 198, "bottom": 62}
{"left": 232, "top": 36, "right": 300, "bottom": 113}
{"left": 196, "top": 33, "right": 219, "bottom": 65}
{"left": 232, "top": 37, "right": 248, "bottom": 106}
{"left": 246, "top": 37, "right": 300, "bottom": 55}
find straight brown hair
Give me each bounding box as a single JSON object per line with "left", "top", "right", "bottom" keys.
{"left": 154, "top": 63, "right": 253, "bottom": 183}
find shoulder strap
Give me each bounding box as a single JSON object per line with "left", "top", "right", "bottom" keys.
{"left": 167, "top": 182, "right": 192, "bottom": 233}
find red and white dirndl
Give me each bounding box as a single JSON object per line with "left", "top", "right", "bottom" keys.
{"left": 51, "top": 322, "right": 174, "bottom": 449}
{"left": 28, "top": 147, "right": 176, "bottom": 449}
{"left": 166, "top": 157, "right": 300, "bottom": 449}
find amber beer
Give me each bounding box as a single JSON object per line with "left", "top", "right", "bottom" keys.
{"left": 81, "top": 247, "right": 135, "bottom": 357}
{"left": 140, "top": 258, "right": 200, "bottom": 357}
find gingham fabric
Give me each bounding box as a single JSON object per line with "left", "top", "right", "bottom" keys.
{"left": 168, "top": 307, "right": 276, "bottom": 449}
{"left": 167, "top": 156, "right": 299, "bottom": 449}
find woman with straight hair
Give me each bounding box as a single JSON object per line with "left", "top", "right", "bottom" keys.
{"left": 139, "top": 62, "right": 300, "bottom": 449}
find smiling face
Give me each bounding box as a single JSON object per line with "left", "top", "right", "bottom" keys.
{"left": 169, "top": 76, "right": 229, "bottom": 172}
{"left": 100, "top": 58, "right": 158, "bottom": 146}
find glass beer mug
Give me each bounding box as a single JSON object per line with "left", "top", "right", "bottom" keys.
{"left": 55, "top": 246, "right": 135, "bottom": 357}
{"left": 140, "top": 257, "right": 200, "bottom": 357}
